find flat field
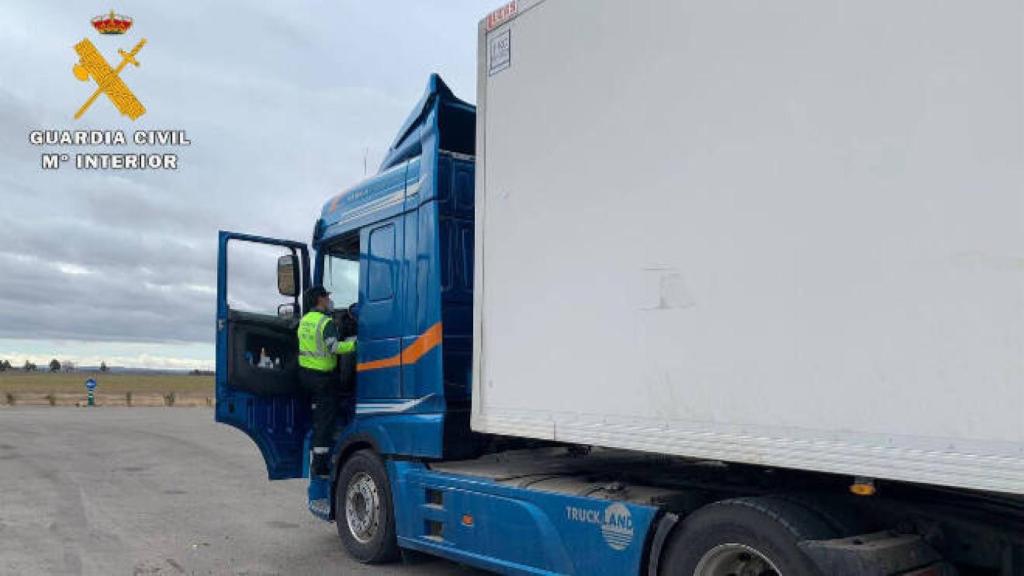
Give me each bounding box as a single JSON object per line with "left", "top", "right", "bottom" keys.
{"left": 0, "top": 372, "right": 213, "bottom": 395}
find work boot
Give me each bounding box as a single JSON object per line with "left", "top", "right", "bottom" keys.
{"left": 311, "top": 451, "right": 330, "bottom": 477}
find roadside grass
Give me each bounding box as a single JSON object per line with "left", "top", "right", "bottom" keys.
{"left": 0, "top": 372, "right": 214, "bottom": 395}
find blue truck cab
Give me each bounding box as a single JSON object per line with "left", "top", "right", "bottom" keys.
{"left": 217, "top": 74, "right": 475, "bottom": 473}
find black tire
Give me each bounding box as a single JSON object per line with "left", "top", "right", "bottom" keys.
{"left": 772, "top": 493, "right": 866, "bottom": 537}
{"left": 334, "top": 449, "right": 399, "bottom": 564}
{"left": 660, "top": 497, "right": 836, "bottom": 576}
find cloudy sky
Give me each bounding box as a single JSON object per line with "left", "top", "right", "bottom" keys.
{"left": 0, "top": 1, "right": 486, "bottom": 370}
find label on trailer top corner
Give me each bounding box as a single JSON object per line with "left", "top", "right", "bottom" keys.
{"left": 486, "top": 1, "right": 518, "bottom": 31}
{"left": 488, "top": 29, "right": 511, "bottom": 76}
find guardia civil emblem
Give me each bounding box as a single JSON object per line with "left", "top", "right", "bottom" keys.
{"left": 72, "top": 10, "right": 147, "bottom": 120}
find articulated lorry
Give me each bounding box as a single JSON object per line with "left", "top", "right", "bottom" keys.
{"left": 216, "top": 1, "right": 1024, "bottom": 573}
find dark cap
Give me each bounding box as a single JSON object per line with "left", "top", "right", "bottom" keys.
{"left": 304, "top": 285, "right": 330, "bottom": 301}
{"left": 303, "top": 285, "right": 330, "bottom": 311}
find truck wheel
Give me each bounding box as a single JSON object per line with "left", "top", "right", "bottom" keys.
{"left": 660, "top": 497, "right": 835, "bottom": 576}
{"left": 773, "top": 493, "right": 865, "bottom": 537}
{"left": 335, "top": 449, "right": 399, "bottom": 563}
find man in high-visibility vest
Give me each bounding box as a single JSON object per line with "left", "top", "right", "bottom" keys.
{"left": 298, "top": 285, "right": 356, "bottom": 477}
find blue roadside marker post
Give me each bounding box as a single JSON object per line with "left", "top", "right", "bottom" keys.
{"left": 85, "top": 378, "right": 97, "bottom": 407}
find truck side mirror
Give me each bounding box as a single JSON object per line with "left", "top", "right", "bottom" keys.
{"left": 277, "top": 303, "right": 298, "bottom": 319}
{"left": 277, "top": 254, "right": 299, "bottom": 297}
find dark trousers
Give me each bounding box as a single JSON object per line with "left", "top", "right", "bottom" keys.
{"left": 299, "top": 368, "right": 350, "bottom": 449}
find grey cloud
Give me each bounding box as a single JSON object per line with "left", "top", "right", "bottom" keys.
{"left": 0, "top": 252, "right": 212, "bottom": 343}
{"left": 82, "top": 181, "right": 219, "bottom": 236}
{"left": 0, "top": 214, "right": 212, "bottom": 280}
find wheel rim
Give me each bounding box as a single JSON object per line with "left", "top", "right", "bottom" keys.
{"left": 344, "top": 472, "right": 381, "bottom": 544}
{"left": 694, "top": 543, "right": 782, "bottom": 576}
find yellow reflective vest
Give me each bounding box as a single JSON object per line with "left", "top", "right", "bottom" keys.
{"left": 297, "top": 311, "right": 354, "bottom": 372}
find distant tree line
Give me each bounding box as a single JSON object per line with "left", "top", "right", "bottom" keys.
{"left": 0, "top": 359, "right": 111, "bottom": 373}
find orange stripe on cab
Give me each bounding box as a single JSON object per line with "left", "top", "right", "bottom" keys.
{"left": 356, "top": 322, "right": 443, "bottom": 372}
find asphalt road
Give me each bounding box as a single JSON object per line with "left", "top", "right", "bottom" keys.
{"left": 0, "top": 408, "right": 487, "bottom": 576}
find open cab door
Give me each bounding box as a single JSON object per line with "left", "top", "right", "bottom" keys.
{"left": 215, "top": 231, "right": 311, "bottom": 479}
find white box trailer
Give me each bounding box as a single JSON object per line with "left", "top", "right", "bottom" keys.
{"left": 473, "top": 0, "right": 1024, "bottom": 495}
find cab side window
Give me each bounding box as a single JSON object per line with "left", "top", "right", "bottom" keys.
{"left": 367, "top": 224, "right": 395, "bottom": 302}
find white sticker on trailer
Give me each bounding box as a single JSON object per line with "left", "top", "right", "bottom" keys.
{"left": 488, "top": 29, "right": 511, "bottom": 76}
